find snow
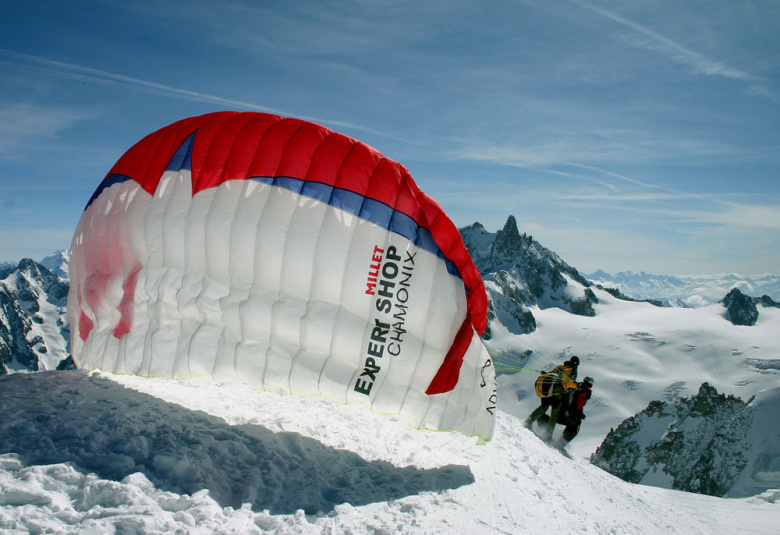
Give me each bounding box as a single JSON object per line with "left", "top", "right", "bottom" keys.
{"left": 3, "top": 265, "right": 780, "bottom": 532}
{"left": 1, "top": 369, "right": 778, "bottom": 534}
{"left": 729, "top": 388, "right": 780, "bottom": 497}
{"left": 0, "top": 260, "right": 70, "bottom": 371}
{"left": 493, "top": 287, "right": 780, "bottom": 461}
{"left": 39, "top": 250, "right": 70, "bottom": 279}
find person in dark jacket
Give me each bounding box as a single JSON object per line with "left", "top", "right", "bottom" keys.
{"left": 523, "top": 356, "right": 579, "bottom": 440}
{"left": 557, "top": 376, "right": 593, "bottom": 445}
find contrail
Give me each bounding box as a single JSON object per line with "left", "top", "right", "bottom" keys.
{"left": 570, "top": 0, "right": 755, "bottom": 81}
{"left": 0, "top": 49, "right": 419, "bottom": 145}
{"left": 0, "top": 48, "right": 287, "bottom": 114}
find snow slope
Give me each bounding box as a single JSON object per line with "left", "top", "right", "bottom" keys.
{"left": 1, "top": 370, "right": 778, "bottom": 534}
{"left": 490, "top": 285, "right": 780, "bottom": 461}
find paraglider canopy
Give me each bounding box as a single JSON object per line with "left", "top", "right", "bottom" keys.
{"left": 68, "top": 111, "right": 495, "bottom": 439}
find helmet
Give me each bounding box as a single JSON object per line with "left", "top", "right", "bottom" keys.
{"left": 570, "top": 356, "right": 580, "bottom": 366}
{"left": 582, "top": 376, "right": 594, "bottom": 387}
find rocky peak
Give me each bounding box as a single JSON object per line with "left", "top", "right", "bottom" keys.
{"left": 2, "top": 258, "right": 68, "bottom": 304}
{"left": 721, "top": 287, "right": 779, "bottom": 326}
{"left": 459, "top": 216, "right": 597, "bottom": 335}
{"left": 723, "top": 288, "right": 758, "bottom": 326}
{"left": 761, "top": 295, "right": 778, "bottom": 306}
{"left": 0, "top": 258, "right": 71, "bottom": 374}
{"left": 491, "top": 215, "right": 523, "bottom": 266}
{"left": 589, "top": 383, "right": 772, "bottom": 497}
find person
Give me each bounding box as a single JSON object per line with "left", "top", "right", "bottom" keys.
{"left": 556, "top": 376, "right": 593, "bottom": 446}
{"left": 524, "top": 356, "right": 579, "bottom": 440}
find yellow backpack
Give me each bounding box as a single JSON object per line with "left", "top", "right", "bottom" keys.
{"left": 535, "top": 370, "right": 558, "bottom": 398}
{"left": 534, "top": 364, "right": 571, "bottom": 397}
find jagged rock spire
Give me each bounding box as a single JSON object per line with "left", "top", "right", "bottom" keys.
{"left": 458, "top": 216, "right": 597, "bottom": 336}
{"left": 491, "top": 215, "right": 523, "bottom": 265}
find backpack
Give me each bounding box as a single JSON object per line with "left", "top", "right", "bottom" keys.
{"left": 535, "top": 363, "right": 576, "bottom": 398}
{"left": 535, "top": 370, "right": 559, "bottom": 398}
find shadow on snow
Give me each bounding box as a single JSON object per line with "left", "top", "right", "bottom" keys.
{"left": 0, "top": 370, "right": 474, "bottom": 515}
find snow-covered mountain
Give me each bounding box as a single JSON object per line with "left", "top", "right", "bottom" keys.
{"left": 0, "top": 260, "right": 15, "bottom": 274}
{"left": 1, "top": 218, "right": 779, "bottom": 529}
{"left": 0, "top": 258, "right": 71, "bottom": 374}
{"left": 491, "top": 285, "right": 780, "bottom": 495}
{"left": 586, "top": 269, "right": 780, "bottom": 307}
{"left": 458, "top": 217, "right": 780, "bottom": 500}
{"left": 460, "top": 216, "right": 598, "bottom": 336}
{"left": 39, "top": 249, "right": 70, "bottom": 279}
{"left": 591, "top": 383, "right": 780, "bottom": 498}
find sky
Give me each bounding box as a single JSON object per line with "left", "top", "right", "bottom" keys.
{"left": 0, "top": 0, "right": 778, "bottom": 276}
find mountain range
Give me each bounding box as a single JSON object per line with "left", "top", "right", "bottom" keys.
{"left": 461, "top": 216, "right": 779, "bottom": 498}
{"left": 586, "top": 269, "right": 780, "bottom": 307}
{"left": 2, "top": 216, "right": 779, "bottom": 500}
{"left": 0, "top": 255, "right": 71, "bottom": 374}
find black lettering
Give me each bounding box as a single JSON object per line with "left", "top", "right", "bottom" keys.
{"left": 371, "top": 319, "right": 389, "bottom": 343}
{"left": 386, "top": 246, "right": 401, "bottom": 262}
{"left": 378, "top": 278, "right": 395, "bottom": 298}
{"left": 388, "top": 342, "right": 401, "bottom": 356}
{"left": 375, "top": 298, "right": 392, "bottom": 313}
{"left": 360, "top": 357, "right": 380, "bottom": 380}
{"left": 480, "top": 359, "right": 493, "bottom": 387}
{"left": 486, "top": 390, "right": 498, "bottom": 414}
{"left": 367, "top": 341, "right": 384, "bottom": 358}
{"left": 354, "top": 378, "right": 372, "bottom": 395}
{"left": 390, "top": 325, "right": 405, "bottom": 343}
{"left": 382, "top": 261, "right": 398, "bottom": 279}
{"left": 396, "top": 287, "right": 409, "bottom": 304}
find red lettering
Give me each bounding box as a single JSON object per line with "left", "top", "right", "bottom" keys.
{"left": 366, "top": 245, "right": 385, "bottom": 295}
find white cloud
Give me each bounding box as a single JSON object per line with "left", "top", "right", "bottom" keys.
{"left": 545, "top": 184, "right": 780, "bottom": 231}
{"left": 0, "top": 103, "right": 85, "bottom": 160}
{"left": 673, "top": 202, "right": 780, "bottom": 230}
{"left": 452, "top": 128, "right": 743, "bottom": 170}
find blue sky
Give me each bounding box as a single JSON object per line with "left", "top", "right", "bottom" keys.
{"left": 1, "top": 0, "right": 778, "bottom": 275}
